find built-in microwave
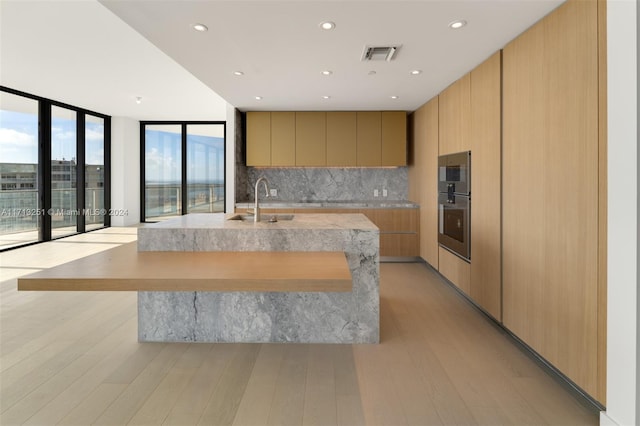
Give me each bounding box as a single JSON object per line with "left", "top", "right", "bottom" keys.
{"left": 438, "top": 151, "right": 470, "bottom": 196}
{"left": 438, "top": 151, "right": 471, "bottom": 261}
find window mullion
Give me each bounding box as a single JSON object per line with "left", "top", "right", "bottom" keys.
{"left": 76, "top": 112, "right": 86, "bottom": 233}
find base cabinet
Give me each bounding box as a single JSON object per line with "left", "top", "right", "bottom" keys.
{"left": 438, "top": 247, "right": 471, "bottom": 295}
{"left": 360, "top": 208, "right": 419, "bottom": 258}
{"left": 236, "top": 206, "right": 419, "bottom": 257}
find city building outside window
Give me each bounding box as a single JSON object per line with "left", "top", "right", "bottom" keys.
{"left": 0, "top": 87, "right": 111, "bottom": 250}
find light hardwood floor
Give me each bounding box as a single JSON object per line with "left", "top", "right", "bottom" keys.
{"left": 0, "top": 228, "right": 599, "bottom": 425}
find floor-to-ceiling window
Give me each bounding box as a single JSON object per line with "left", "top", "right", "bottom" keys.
{"left": 85, "top": 115, "right": 105, "bottom": 230}
{"left": 0, "top": 91, "right": 40, "bottom": 247}
{"left": 186, "top": 124, "right": 225, "bottom": 213}
{"left": 50, "top": 106, "right": 77, "bottom": 238}
{"left": 141, "top": 121, "right": 225, "bottom": 222}
{"left": 0, "top": 87, "right": 111, "bottom": 250}
{"left": 143, "top": 124, "right": 182, "bottom": 220}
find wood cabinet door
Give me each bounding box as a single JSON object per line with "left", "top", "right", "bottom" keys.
{"left": 439, "top": 74, "right": 471, "bottom": 155}
{"left": 438, "top": 247, "right": 471, "bottom": 295}
{"left": 246, "top": 112, "right": 271, "bottom": 166}
{"left": 271, "top": 112, "right": 295, "bottom": 166}
{"left": 357, "top": 112, "right": 382, "bottom": 166}
{"left": 326, "top": 112, "right": 357, "bottom": 166}
{"left": 381, "top": 111, "right": 407, "bottom": 166}
{"left": 361, "top": 208, "right": 420, "bottom": 257}
{"left": 470, "top": 51, "right": 502, "bottom": 321}
{"left": 416, "top": 98, "right": 439, "bottom": 268}
{"left": 360, "top": 209, "right": 418, "bottom": 232}
{"left": 502, "top": 0, "right": 599, "bottom": 400}
{"left": 295, "top": 112, "right": 326, "bottom": 166}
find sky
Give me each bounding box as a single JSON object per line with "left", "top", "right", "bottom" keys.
{"left": 1, "top": 109, "right": 225, "bottom": 184}
{"left": 145, "top": 129, "right": 224, "bottom": 184}
{"left": 0, "top": 109, "right": 104, "bottom": 165}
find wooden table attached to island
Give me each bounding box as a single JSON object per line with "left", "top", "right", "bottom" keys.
{"left": 18, "top": 213, "right": 380, "bottom": 344}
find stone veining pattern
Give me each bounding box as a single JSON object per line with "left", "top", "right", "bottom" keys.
{"left": 243, "top": 167, "right": 408, "bottom": 201}
{"left": 137, "top": 213, "right": 379, "bottom": 344}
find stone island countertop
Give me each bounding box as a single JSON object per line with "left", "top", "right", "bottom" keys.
{"left": 136, "top": 213, "right": 380, "bottom": 344}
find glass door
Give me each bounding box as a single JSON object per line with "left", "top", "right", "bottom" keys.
{"left": 0, "top": 92, "right": 40, "bottom": 248}
{"left": 50, "top": 106, "right": 77, "bottom": 239}
{"left": 187, "top": 124, "right": 225, "bottom": 213}
{"left": 144, "top": 124, "right": 182, "bottom": 221}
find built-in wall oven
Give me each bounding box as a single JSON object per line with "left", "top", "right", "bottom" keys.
{"left": 438, "top": 151, "right": 471, "bottom": 261}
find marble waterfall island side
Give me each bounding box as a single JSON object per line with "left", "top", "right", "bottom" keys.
{"left": 137, "top": 213, "right": 379, "bottom": 343}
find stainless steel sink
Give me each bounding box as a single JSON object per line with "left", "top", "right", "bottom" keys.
{"left": 227, "top": 214, "right": 294, "bottom": 222}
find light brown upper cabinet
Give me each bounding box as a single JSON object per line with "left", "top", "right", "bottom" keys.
{"left": 356, "top": 112, "right": 382, "bottom": 166}
{"left": 295, "top": 112, "right": 326, "bottom": 166}
{"left": 270, "top": 112, "right": 296, "bottom": 166}
{"left": 246, "top": 110, "right": 407, "bottom": 167}
{"left": 439, "top": 74, "right": 471, "bottom": 155}
{"left": 246, "top": 112, "right": 271, "bottom": 166}
{"left": 326, "top": 112, "right": 357, "bottom": 166}
{"left": 381, "top": 111, "right": 407, "bottom": 166}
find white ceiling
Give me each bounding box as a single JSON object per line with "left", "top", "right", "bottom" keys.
{"left": 1, "top": 0, "right": 564, "bottom": 118}
{"left": 0, "top": 0, "right": 228, "bottom": 121}
{"left": 99, "top": 0, "right": 565, "bottom": 112}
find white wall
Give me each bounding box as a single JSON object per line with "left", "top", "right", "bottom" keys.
{"left": 110, "top": 116, "right": 140, "bottom": 226}
{"left": 602, "top": 0, "right": 639, "bottom": 425}
{"left": 225, "top": 102, "right": 236, "bottom": 213}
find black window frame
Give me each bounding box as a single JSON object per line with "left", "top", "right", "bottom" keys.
{"left": 140, "top": 120, "right": 226, "bottom": 223}
{"left": 0, "top": 86, "right": 111, "bottom": 252}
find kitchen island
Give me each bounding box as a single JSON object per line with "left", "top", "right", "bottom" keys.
{"left": 137, "top": 213, "right": 379, "bottom": 343}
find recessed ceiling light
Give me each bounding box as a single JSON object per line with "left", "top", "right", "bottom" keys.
{"left": 390, "top": 95, "right": 399, "bottom": 100}
{"left": 320, "top": 21, "right": 335, "bottom": 30}
{"left": 449, "top": 20, "right": 467, "bottom": 29}
{"left": 233, "top": 71, "right": 244, "bottom": 76}
{"left": 255, "top": 96, "right": 262, "bottom": 100}
{"left": 192, "top": 23, "right": 208, "bottom": 32}
{"left": 368, "top": 70, "right": 377, "bottom": 75}
{"left": 410, "top": 70, "right": 422, "bottom": 75}
{"left": 135, "top": 96, "right": 142, "bottom": 104}
{"left": 321, "top": 70, "right": 333, "bottom": 76}
{"left": 322, "top": 95, "right": 331, "bottom": 99}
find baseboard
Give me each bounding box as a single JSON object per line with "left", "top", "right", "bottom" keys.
{"left": 600, "top": 411, "right": 620, "bottom": 425}
{"left": 380, "top": 256, "right": 422, "bottom": 263}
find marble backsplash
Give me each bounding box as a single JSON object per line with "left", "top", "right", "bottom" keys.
{"left": 242, "top": 167, "right": 408, "bottom": 201}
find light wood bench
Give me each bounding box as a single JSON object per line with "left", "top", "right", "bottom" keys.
{"left": 17, "top": 242, "right": 352, "bottom": 292}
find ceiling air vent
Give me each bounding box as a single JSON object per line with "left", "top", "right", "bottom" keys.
{"left": 361, "top": 45, "right": 401, "bottom": 61}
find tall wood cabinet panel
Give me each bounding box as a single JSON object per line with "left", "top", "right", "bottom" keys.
{"left": 381, "top": 112, "right": 407, "bottom": 166}
{"left": 469, "top": 51, "right": 502, "bottom": 321}
{"left": 326, "top": 112, "right": 357, "bottom": 166}
{"left": 408, "top": 98, "right": 439, "bottom": 268}
{"left": 271, "top": 112, "right": 296, "bottom": 166}
{"left": 596, "top": 0, "right": 607, "bottom": 403}
{"left": 357, "top": 112, "right": 382, "bottom": 166}
{"left": 502, "top": 0, "right": 600, "bottom": 400}
{"left": 439, "top": 73, "right": 471, "bottom": 155}
{"left": 246, "top": 112, "right": 271, "bottom": 166}
{"left": 295, "top": 112, "right": 326, "bottom": 166}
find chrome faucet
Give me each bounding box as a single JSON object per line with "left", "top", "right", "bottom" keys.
{"left": 253, "top": 176, "right": 270, "bottom": 222}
